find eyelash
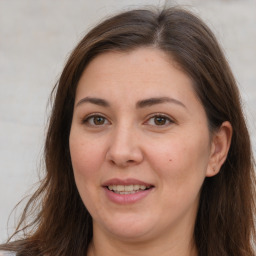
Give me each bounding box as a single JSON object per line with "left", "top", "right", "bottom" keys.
{"left": 82, "top": 114, "right": 110, "bottom": 127}
{"left": 145, "top": 114, "right": 174, "bottom": 127}
{"left": 82, "top": 113, "right": 174, "bottom": 127}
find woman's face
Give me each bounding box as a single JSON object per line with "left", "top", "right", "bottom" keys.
{"left": 69, "top": 48, "right": 216, "bottom": 242}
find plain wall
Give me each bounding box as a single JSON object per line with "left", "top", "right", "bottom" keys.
{"left": 1, "top": 0, "right": 255, "bottom": 242}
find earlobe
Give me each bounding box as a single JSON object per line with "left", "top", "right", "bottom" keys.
{"left": 206, "top": 121, "right": 233, "bottom": 177}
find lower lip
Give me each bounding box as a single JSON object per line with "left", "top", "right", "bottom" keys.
{"left": 103, "top": 187, "right": 153, "bottom": 204}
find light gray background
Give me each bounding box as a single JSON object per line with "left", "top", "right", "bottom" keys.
{"left": 1, "top": 0, "right": 255, "bottom": 242}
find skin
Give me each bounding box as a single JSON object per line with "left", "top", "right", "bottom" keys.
{"left": 69, "top": 47, "right": 232, "bottom": 256}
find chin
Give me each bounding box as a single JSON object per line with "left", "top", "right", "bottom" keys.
{"left": 110, "top": 226, "right": 154, "bottom": 242}
{"left": 96, "top": 214, "right": 157, "bottom": 241}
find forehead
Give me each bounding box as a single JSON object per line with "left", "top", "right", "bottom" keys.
{"left": 75, "top": 47, "right": 203, "bottom": 112}
{"left": 83, "top": 48, "right": 172, "bottom": 78}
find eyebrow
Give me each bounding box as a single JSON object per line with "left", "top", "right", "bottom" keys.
{"left": 136, "top": 97, "right": 187, "bottom": 109}
{"left": 76, "top": 96, "right": 186, "bottom": 109}
{"left": 76, "top": 97, "right": 110, "bottom": 107}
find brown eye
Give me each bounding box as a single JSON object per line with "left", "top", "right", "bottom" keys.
{"left": 83, "top": 115, "right": 109, "bottom": 126}
{"left": 154, "top": 116, "right": 167, "bottom": 125}
{"left": 93, "top": 116, "right": 105, "bottom": 125}
{"left": 146, "top": 114, "right": 174, "bottom": 127}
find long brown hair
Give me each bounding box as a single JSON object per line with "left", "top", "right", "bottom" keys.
{"left": 1, "top": 7, "right": 255, "bottom": 256}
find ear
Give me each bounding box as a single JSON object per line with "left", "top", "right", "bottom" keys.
{"left": 206, "top": 121, "right": 233, "bottom": 177}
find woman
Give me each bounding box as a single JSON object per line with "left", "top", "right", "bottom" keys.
{"left": 0, "top": 6, "right": 255, "bottom": 256}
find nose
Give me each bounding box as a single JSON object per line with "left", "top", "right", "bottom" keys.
{"left": 106, "top": 126, "right": 144, "bottom": 168}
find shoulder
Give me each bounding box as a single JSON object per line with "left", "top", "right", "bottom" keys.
{"left": 0, "top": 251, "right": 16, "bottom": 256}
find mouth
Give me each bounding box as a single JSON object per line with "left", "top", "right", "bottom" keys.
{"left": 106, "top": 184, "right": 153, "bottom": 194}
{"left": 102, "top": 178, "right": 154, "bottom": 203}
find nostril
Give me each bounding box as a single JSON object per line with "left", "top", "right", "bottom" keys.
{"left": 109, "top": 159, "right": 136, "bottom": 167}
{"left": 110, "top": 160, "right": 116, "bottom": 165}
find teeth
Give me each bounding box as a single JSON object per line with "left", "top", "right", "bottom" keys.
{"left": 133, "top": 185, "right": 140, "bottom": 190}
{"left": 125, "top": 185, "right": 133, "bottom": 192}
{"left": 107, "top": 184, "right": 150, "bottom": 194}
{"left": 117, "top": 185, "right": 124, "bottom": 191}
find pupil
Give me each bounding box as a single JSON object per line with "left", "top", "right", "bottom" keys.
{"left": 155, "top": 117, "right": 166, "bottom": 125}
{"left": 94, "top": 116, "right": 104, "bottom": 125}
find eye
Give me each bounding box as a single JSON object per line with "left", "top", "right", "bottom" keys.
{"left": 83, "top": 114, "right": 110, "bottom": 126}
{"left": 146, "top": 114, "right": 174, "bottom": 126}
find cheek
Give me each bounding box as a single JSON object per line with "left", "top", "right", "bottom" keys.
{"left": 147, "top": 131, "right": 210, "bottom": 189}
{"left": 70, "top": 133, "right": 101, "bottom": 169}
{"left": 69, "top": 134, "right": 106, "bottom": 211}
{"left": 69, "top": 133, "right": 106, "bottom": 189}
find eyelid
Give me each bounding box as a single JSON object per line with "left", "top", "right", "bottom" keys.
{"left": 80, "top": 112, "right": 175, "bottom": 127}
{"left": 82, "top": 113, "right": 111, "bottom": 126}
{"left": 144, "top": 113, "right": 175, "bottom": 126}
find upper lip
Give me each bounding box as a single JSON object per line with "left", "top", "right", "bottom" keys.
{"left": 102, "top": 178, "right": 154, "bottom": 187}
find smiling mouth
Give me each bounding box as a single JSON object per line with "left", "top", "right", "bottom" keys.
{"left": 106, "top": 184, "right": 153, "bottom": 194}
